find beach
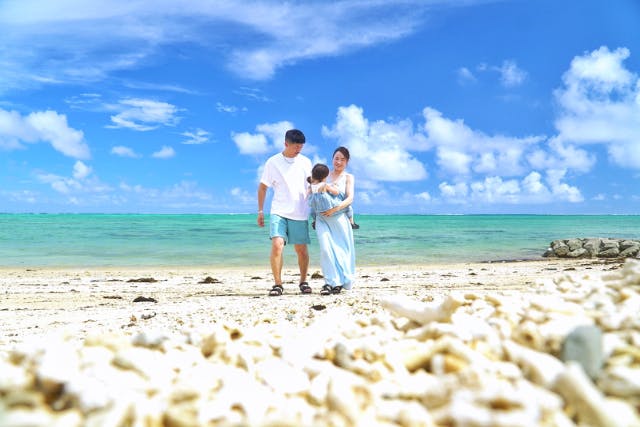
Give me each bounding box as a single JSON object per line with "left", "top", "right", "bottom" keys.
{"left": 0, "top": 259, "right": 612, "bottom": 345}
{"left": 2, "top": 258, "right": 639, "bottom": 426}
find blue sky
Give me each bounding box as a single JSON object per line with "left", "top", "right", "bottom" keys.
{"left": 1, "top": 0, "right": 639, "bottom": 214}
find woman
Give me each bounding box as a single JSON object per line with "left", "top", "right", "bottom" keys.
{"left": 315, "top": 146, "right": 356, "bottom": 295}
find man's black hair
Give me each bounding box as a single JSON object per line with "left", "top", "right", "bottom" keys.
{"left": 285, "top": 129, "right": 306, "bottom": 144}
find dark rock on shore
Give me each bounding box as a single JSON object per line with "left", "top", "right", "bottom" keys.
{"left": 543, "top": 238, "right": 640, "bottom": 259}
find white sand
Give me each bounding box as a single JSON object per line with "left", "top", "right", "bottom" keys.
{"left": 0, "top": 258, "right": 619, "bottom": 346}
{"left": 2, "top": 257, "right": 639, "bottom": 426}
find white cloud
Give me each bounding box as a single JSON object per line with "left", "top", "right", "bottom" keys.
{"left": 72, "top": 160, "right": 91, "bottom": 180}
{"left": 438, "top": 171, "right": 582, "bottom": 205}
{"left": 235, "top": 87, "right": 272, "bottom": 102}
{"left": 230, "top": 187, "right": 254, "bottom": 204}
{"left": 152, "top": 146, "right": 175, "bottom": 159}
{"left": 527, "top": 139, "right": 595, "bottom": 173}
{"left": 2, "top": 189, "right": 38, "bottom": 204}
{"left": 439, "top": 182, "right": 468, "bottom": 200}
{"left": 108, "top": 98, "right": 179, "bottom": 131}
{"left": 65, "top": 93, "right": 103, "bottom": 110}
{"left": 0, "top": 0, "right": 450, "bottom": 88}
{"left": 416, "top": 191, "right": 431, "bottom": 202}
{"left": 553, "top": 46, "right": 640, "bottom": 168}
{"left": 470, "top": 176, "right": 520, "bottom": 203}
{"left": 224, "top": 3, "right": 427, "bottom": 80}
{"left": 119, "top": 180, "right": 213, "bottom": 208}
{"left": 471, "top": 60, "right": 527, "bottom": 87}
{"left": 36, "top": 161, "right": 111, "bottom": 195}
{"left": 436, "top": 148, "right": 473, "bottom": 175}
{"left": 256, "top": 122, "right": 294, "bottom": 147}
{"left": 318, "top": 100, "right": 593, "bottom": 208}
{"left": 423, "top": 107, "right": 543, "bottom": 177}
{"left": 457, "top": 67, "right": 477, "bottom": 85}
{"left": 497, "top": 60, "right": 527, "bottom": 87}
{"left": 0, "top": 108, "right": 89, "bottom": 159}
{"left": 111, "top": 145, "right": 140, "bottom": 158}
{"left": 181, "top": 129, "right": 210, "bottom": 145}
{"left": 564, "top": 46, "right": 634, "bottom": 93}
{"left": 521, "top": 171, "right": 547, "bottom": 196}
{"left": 232, "top": 120, "right": 294, "bottom": 155}
{"left": 232, "top": 132, "right": 269, "bottom": 155}
{"left": 163, "top": 181, "right": 211, "bottom": 201}
{"left": 216, "top": 102, "right": 246, "bottom": 114}
{"left": 546, "top": 169, "right": 583, "bottom": 202}
{"left": 37, "top": 172, "right": 80, "bottom": 194}
{"left": 322, "top": 104, "right": 428, "bottom": 182}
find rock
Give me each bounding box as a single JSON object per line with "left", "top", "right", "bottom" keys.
{"left": 619, "top": 240, "right": 637, "bottom": 250}
{"left": 619, "top": 245, "right": 640, "bottom": 258}
{"left": 132, "top": 296, "right": 157, "bottom": 303}
{"left": 567, "top": 248, "right": 588, "bottom": 258}
{"left": 598, "top": 247, "right": 620, "bottom": 258}
{"left": 566, "top": 238, "right": 583, "bottom": 251}
{"left": 583, "top": 238, "right": 602, "bottom": 257}
{"left": 561, "top": 325, "right": 603, "bottom": 380}
{"left": 544, "top": 238, "right": 640, "bottom": 259}
{"left": 553, "top": 242, "right": 570, "bottom": 257}
{"left": 550, "top": 239, "right": 565, "bottom": 249}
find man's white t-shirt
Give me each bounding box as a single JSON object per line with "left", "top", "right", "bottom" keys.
{"left": 260, "top": 152, "right": 312, "bottom": 220}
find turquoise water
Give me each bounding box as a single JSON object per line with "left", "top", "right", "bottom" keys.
{"left": 1, "top": 214, "right": 639, "bottom": 267}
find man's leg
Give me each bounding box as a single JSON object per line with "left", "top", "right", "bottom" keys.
{"left": 271, "top": 237, "right": 285, "bottom": 285}
{"left": 294, "top": 243, "right": 309, "bottom": 284}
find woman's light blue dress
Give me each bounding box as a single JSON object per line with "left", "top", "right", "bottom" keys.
{"left": 315, "top": 174, "right": 355, "bottom": 289}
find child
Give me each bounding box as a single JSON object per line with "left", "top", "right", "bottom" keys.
{"left": 308, "top": 163, "right": 358, "bottom": 228}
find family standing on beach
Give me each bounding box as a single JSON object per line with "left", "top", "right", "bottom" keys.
{"left": 257, "top": 129, "right": 356, "bottom": 296}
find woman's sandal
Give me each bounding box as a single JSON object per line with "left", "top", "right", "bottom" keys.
{"left": 331, "top": 285, "right": 343, "bottom": 294}
{"left": 268, "top": 285, "right": 284, "bottom": 296}
{"left": 320, "top": 284, "right": 332, "bottom": 295}
{"left": 299, "top": 282, "right": 312, "bottom": 294}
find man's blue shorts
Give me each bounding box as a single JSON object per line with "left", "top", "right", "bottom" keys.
{"left": 270, "top": 214, "right": 310, "bottom": 245}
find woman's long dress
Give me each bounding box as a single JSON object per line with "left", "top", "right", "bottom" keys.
{"left": 315, "top": 173, "right": 355, "bottom": 289}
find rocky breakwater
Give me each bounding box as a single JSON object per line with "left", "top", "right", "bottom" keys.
{"left": 544, "top": 238, "right": 640, "bottom": 259}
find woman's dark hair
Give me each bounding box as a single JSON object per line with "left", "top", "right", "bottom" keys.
{"left": 333, "top": 146, "right": 350, "bottom": 161}
{"left": 308, "top": 163, "right": 330, "bottom": 183}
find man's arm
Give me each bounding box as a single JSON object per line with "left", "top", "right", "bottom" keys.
{"left": 257, "top": 182, "right": 268, "bottom": 227}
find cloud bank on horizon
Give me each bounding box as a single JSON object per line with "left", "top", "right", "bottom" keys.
{"left": 1, "top": 0, "right": 639, "bottom": 213}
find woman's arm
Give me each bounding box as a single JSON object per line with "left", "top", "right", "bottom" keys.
{"left": 324, "top": 183, "right": 340, "bottom": 195}
{"left": 321, "top": 174, "right": 355, "bottom": 216}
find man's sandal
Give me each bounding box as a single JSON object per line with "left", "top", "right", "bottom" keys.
{"left": 299, "top": 282, "right": 312, "bottom": 294}
{"left": 268, "top": 285, "right": 284, "bottom": 296}
{"left": 320, "top": 284, "right": 332, "bottom": 295}
{"left": 331, "top": 285, "right": 343, "bottom": 294}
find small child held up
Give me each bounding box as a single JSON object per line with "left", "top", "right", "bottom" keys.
{"left": 307, "top": 163, "right": 358, "bottom": 228}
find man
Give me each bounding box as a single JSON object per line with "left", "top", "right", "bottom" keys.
{"left": 257, "top": 129, "right": 313, "bottom": 296}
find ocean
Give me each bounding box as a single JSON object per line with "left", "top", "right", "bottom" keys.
{"left": 1, "top": 214, "right": 639, "bottom": 268}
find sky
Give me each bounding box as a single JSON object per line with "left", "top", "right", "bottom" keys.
{"left": 1, "top": 0, "right": 640, "bottom": 214}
